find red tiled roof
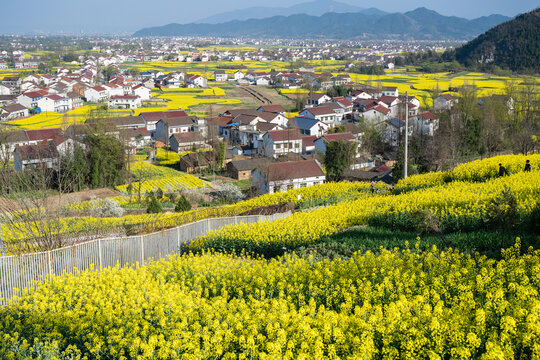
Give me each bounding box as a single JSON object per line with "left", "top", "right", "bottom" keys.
{"left": 110, "top": 95, "right": 139, "bottom": 100}
{"left": 140, "top": 109, "right": 188, "bottom": 121}
{"left": 46, "top": 94, "right": 64, "bottom": 101}
{"left": 373, "top": 165, "right": 391, "bottom": 173}
{"left": 161, "top": 116, "right": 198, "bottom": 127}
{"left": 16, "top": 141, "right": 59, "bottom": 161}
{"left": 379, "top": 96, "right": 399, "bottom": 105}
{"left": 22, "top": 91, "right": 46, "bottom": 99}
{"left": 302, "top": 135, "right": 317, "bottom": 147}
{"left": 333, "top": 97, "right": 353, "bottom": 107}
{"left": 306, "top": 106, "right": 335, "bottom": 116}
{"left": 25, "top": 128, "right": 62, "bottom": 142}
{"left": 267, "top": 129, "right": 302, "bottom": 142}
{"left": 258, "top": 104, "right": 285, "bottom": 113}
{"left": 419, "top": 111, "right": 438, "bottom": 120}
{"left": 373, "top": 105, "right": 390, "bottom": 115}
{"left": 267, "top": 160, "right": 324, "bottom": 182}
{"left": 323, "top": 132, "right": 355, "bottom": 142}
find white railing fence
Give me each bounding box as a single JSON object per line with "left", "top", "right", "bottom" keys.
{"left": 0, "top": 213, "right": 288, "bottom": 304}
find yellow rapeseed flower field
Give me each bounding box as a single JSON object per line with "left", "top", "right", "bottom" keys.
{"left": 1, "top": 241, "right": 539, "bottom": 358}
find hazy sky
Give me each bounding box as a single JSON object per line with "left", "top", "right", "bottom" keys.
{"left": 0, "top": 0, "right": 537, "bottom": 34}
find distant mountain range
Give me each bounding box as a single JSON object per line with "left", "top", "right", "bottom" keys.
{"left": 134, "top": 7, "right": 511, "bottom": 40}
{"left": 196, "top": 0, "right": 387, "bottom": 24}
{"left": 455, "top": 8, "right": 540, "bottom": 72}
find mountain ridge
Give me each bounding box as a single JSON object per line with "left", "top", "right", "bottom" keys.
{"left": 195, "top": 0, "right": 382, "bottom": 24}
{"left": 134, "top": 8, "right": 511, "bottom": 40}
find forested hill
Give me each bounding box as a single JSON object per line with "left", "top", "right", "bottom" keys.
{"left": 133, "top": 8, "right": 510, "bottom": 40}
{"left": 455, "top": 8, "right": 540, "bottom": 72}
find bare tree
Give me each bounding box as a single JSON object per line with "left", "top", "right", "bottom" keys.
{"left": 0, "top": 147, "right": 78, "bottom": 254}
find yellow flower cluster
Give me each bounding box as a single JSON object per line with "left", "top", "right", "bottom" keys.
{"left": 396, "top": 154, "right": 540, "bottom": 193}
{"left": 4, "top": 183, "right": 373, "bottom": 245}
{"left": 116, "top": 175, "right": 206, "bottom": 194}
{"left": 155, "top": 148, "right": 213, "bottom": 165}
{"left": 1, "top": 243, "right": 539, "bottom": 359}
{"left": 190, "top": 172, "right": 540, "bottom": 254}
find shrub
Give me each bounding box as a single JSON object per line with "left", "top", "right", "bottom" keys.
{"left": 175, "top": 195, "right": 192, "bottom": 213}
{"left": 146, "top": 196, "right": 163, "bottom": 214}
{"left": 89, "top": 199, "right": 124, "bottom": 217}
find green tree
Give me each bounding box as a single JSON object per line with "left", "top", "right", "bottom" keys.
{"left": 215, "top": 142, "right": 226, "bottom": 170}
{"left": 175, "top": 195, "right": 192, "bottom": 212}
{"left": 323, "top": 140, "right": 357, "bottom": 182}
{"left": 87, "top": 134, "right": 127, "bottom": 188}
{"left": 146, "top": 196, "right": 163, "bottom": 214}
{"left": 62, "top": 53, "right": 78, "bottom": 62}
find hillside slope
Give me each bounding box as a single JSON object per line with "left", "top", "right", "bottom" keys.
{"left": 455, "top": 8, "right": 540, "bottom": 72}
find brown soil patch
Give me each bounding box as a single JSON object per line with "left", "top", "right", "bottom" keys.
{"left": 0, "top": 188, "right": 120, "bottom": 212}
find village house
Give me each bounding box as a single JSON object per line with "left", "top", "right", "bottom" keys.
{"left": 0, "top": 84, "right": 12, "bottom": 95}
{"left": 382, "top": 117, "right": 404, "bottom": 147}
{"left": 13, "top": 141, "right": 59, "bottom": 171}
{"left": 252, "top": 159, "right": 325, "bottom": 194}
{"left": 227, "top": 158, "right": 266, "bottom": 180}
{"left": 305, "top": 93, "right": 332, "bottom": 107}
{"left": 169, "top": 132, "right": 207, "bottom": 153}
{"left": 25, "top": 128, "right": 63, "bottom": 145}
{"left": 108, "top": 95, "right": 142, "bottom": 109}
{"left": 299, "top": 106, "right": 339, "bottom": 127}
{"left": 2, "top": 76, "right": 21, "bottom": 89}
{"left": 255, "top": 111, "right": 289, "bottom": 128}
{"left": 0, "top": 130, "right": 29, "bottom": 160}
{"left": 214, "top": 71, "right": 228, "bottom": 82}
{"left": 84, "top": 86, "right": 109, "bottom": 103}
{"left": 257, "top": 104, "right": 286, "bottom": 116}
{"left": 155, "top": 116, "right": 200, "bottom": 144}
{"left": 302, "top": 135, "right": 317, "bottom": 154}
{"left": 0, "top": 104, "right": 29, "bottom": 120}
{"left": 86, "top": 116, "right": 146, "bottom": 130}
{"left": 332, "top": 74, "right": 351, "bottom": 87}
{"left": 17, "top": 91, "right": 47, "bottom": 108}
{"left": 349, "top": 90, "right": 372, "bottom": 101}
{"left": 382, "top": 87, "right": 399, "bottom": 97}
{"left": 139, "top": 109, "right": 188, "bottom": 133}
{"left": 434, "top": 94, "right": 458, "bottom": 111}
{"left": 38, "top": 94, "right": 70, "bottom": 113}
{"left": 132, "top": 84, "right": 152, "bottom": 100}
{"left": 119, "top": 128, "right": 152, "bottom": 151}
{"left": 0, "top": 94, "right": 16, "bottom": 106}
{"left": 233, "top": 71, "right": 245, "bottom": 81}
{"left": 288, "top": 116, "right": 329, "bottom": 137}
{"left": 313, "top": 132, "right": 357, "bottom": 155}
{"left": 179, "top": 151, "right": 213, "bottom": 173}
{"left": 358, "top": 104, "right": 391, "bottom": 124}
{"left": 378, "top": 96, "right": 401, "bottom": 117}
{"left": 186, "top": 75, "right": 208, "bottom": 88}
{"left": 259, "top": 129, "right": 302, "bottom": 158}
{"left": 67, "top": 92, "right": 83, "bottom": 109}
{"left": 413, "top": 112, "right": 439, "bottom": 136}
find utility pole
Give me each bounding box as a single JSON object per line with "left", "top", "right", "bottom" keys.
{"left": 404, "top": 91, "right": 409, "bottom": 179}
